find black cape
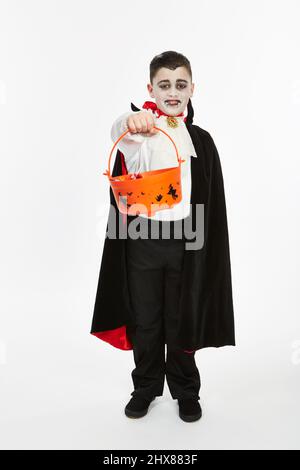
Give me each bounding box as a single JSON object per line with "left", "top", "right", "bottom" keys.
{"left": 90, "top": 99, "right": 236, "bottom": 352}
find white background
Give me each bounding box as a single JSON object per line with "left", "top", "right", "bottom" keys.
{"left": 0, "top": 0, "right": 299, "bottom": 450}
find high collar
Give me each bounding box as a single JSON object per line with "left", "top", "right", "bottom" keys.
{"left": 142, "top": 100, "right": 186, "bottom": 122}
{"left": 130, "top": 99, "right": 194, "bottom": 125}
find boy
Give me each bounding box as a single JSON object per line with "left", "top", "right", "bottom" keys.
{"left": 90, "top": 51, "right": 235, "bottom": 423}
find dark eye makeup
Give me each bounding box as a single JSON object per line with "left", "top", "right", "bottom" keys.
{"left": 159, "top": 84, "right": 187, "bottom": 90}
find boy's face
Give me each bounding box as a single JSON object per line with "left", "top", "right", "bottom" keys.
{"left": 147, "top": 66, "right": 194, "bottom": 116}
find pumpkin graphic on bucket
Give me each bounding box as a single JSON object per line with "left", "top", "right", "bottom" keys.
{"left": 103, "top": 126, "right": 185, "bottom": 217}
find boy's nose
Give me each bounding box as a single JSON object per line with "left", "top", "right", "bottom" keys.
{"left": 167, "top": 87, "right": 179, "bottom": 96}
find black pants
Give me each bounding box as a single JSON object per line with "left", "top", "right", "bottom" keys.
{"left": 125, "top": 235, "right": 201, "bottom": 401}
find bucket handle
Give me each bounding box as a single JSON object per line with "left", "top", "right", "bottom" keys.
{"left": 104, "top": 126, "right": 185, "bottom": 178}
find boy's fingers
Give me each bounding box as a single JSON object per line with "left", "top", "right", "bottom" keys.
{"left": 127, "top": 112, "right": 158, "bottom": 134}
{"left": 146, "top": 116, "right": 156, "bottom": 132}
{"left": 140, "top": 117, "right": 149, "bottom": 133}
{"left": 133, "top": 116, "right": 147, "bottom": 133}
{"left": 127, "top": 117, "right": 137, "bottom": 133}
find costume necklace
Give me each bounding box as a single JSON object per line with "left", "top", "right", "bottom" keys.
{"left": 166, "top": 116, "right": 179, "bottom": 128}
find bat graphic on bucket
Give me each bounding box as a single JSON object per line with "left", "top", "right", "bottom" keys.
{"left": 103, "top": 126, "right": 185, "bottom": 217}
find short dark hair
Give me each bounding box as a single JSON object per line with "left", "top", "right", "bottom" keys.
{"left": 149, "top": 51, "right": 192, "bottom": 84}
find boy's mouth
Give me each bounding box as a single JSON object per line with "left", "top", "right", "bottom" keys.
{"left": 165, "top": 100, "right": 180, "bottom": 107}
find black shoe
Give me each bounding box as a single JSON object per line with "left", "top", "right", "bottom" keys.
{"left": 125, "top": 395, "right": 155, "bottom": 419}
{"left": 178, "top": 398, "right": 202, "bottom": 422}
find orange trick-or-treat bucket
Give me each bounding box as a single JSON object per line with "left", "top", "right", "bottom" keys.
{"left": 103, "top": 126, "right": 186, "bottom": 217}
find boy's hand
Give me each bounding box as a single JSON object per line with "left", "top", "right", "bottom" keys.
{"left": 126, "top": 111, "right": 159, "bottom": 136}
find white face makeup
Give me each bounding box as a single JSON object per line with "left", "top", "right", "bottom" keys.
{"left": 147, "top": 66, "right": 194, "bottom": 116}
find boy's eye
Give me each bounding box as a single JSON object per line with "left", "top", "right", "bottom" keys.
{"left": 159, "top": 84, "right": 187, "bottom": 90}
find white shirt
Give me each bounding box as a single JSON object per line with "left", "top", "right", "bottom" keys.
{"left": 110, "top": 108, "right": 197, "bottom": 221}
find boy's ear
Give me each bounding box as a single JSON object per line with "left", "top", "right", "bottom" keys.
{"left": 131, "top": 102, "right": 141, "bottom": 112}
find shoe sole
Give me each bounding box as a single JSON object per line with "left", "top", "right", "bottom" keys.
{"left": 125, "top": 407, "right": 149, "bottom": 418}
{"left": 179, "top": 410, "right": 202, "bottom": 422}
